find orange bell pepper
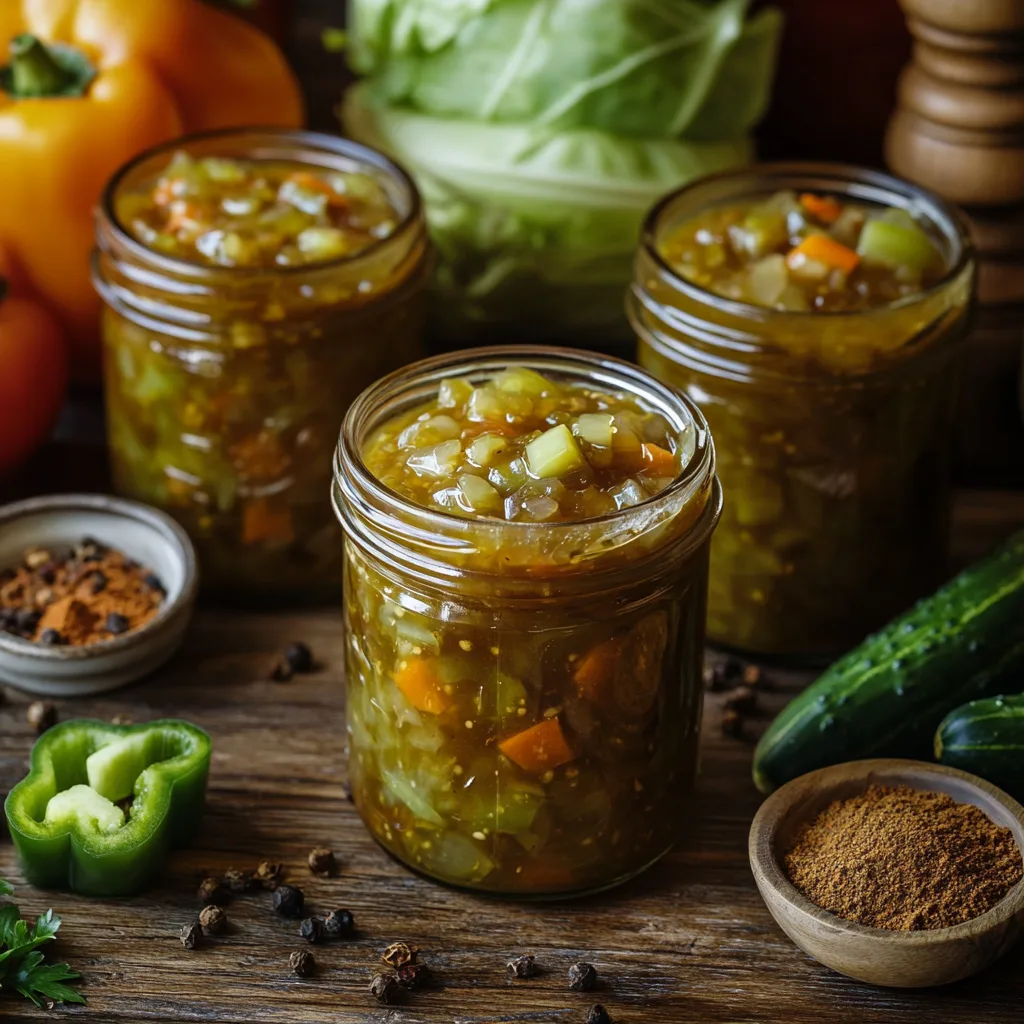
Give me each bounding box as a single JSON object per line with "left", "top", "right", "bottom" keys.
{"left": 0, "top": 247, "right": 68, "bottom": 475}
{"left": 0, "top": 0, "right": 303, "bottom": 380}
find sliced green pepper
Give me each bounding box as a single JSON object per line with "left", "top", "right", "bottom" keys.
{"left": 4, "top": 719, "right": 211, "bottom": 897}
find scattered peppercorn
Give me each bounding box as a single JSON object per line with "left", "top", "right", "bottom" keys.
{"left": 26, "top": 700, "right": 57, "bottom": 734}
{"left": 285, "top": 642, "right": 314, "bottom": 674}
{"left": 0, "top": 541, "right": 164, "bottom": 646}
{"left": 273, "top": 885, "right": 305, "bottom": 918}
{"left": 382, "top": 941, "right": 415, "bottom": 968}
{"left": 269, "top": 661, "right": 293, "bottom": 682}
{"left": 507, "top": 954, "right": 539, "bottom": 979}
{"left": 586, "top": 1005, "right": 612, "bottom": 1024}
{"left": 222, "top": 867, "right": 255, "bottom": 894}
{"left": 396, "top": 961, "right": 431, "bottom": 991}
{"left": 299, "top": 917, "right": 325, "bottom": 944}
{"left": 721, "top": 708, "right": 745, "bottom": 739}
{"left": 198, "top": 905, "right": 228, "bottom": 936}
{"left": 723, "top": 686, "right": 758, "bottom": 716}
{"left": 369, "top": 972, "right": 403, "bottom": 1004}
{"left": 289, "top": 949, "right": 316, "bottom": 978}
{"left": 111, "top": 713, "right": 133, "bottom": 726}
{"left": 143, "top": 573, "right": 166, "bottom": 595}
{"left": 307, "top": 846, "right": 337, "bottom": 876}
{"left": 323, "top": 909, "right": 355, "bottom": 939}
{"left": 568, "top": 962, "right": 598, "bottom": 992}
{"left": 197, "top": 877, "right": 228, "bottom": 906}
{"left": 179, "top": 920, "right": 203, "bottom": 951}
{"left": 105, "top": 612, "right": 130, "bottom": 635}
{"left": 253, "top": 860, "right": 284, "bottom": 890}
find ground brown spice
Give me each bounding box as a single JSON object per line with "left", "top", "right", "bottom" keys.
{"left": 0, "top": 539, "right": 164, "bottom": 646}
{"left": 784, "top": 784, "right": 1023, "bottom": 931}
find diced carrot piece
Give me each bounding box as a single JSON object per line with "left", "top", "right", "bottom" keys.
{"left": 499, "top": 717, "right": 575, "bottom": 774}
{"left": 241, "top": 498, "right": 295, "bottom": 546}
{"left": 786, "top": 234, "right": 860, "bottom": 275}
{"left": 640, "top": 442, "right": 677, "bottom": 477}
{"left": 395, "top": 658, "right": 450, "bottom": 714}
{"left": 573, "top": 637, "right": 624, "bottom": 702}
{"left": 153, "top": 178, "right": 183, "bottom": 206}
{"left": 287, "top": 172, "right": 349, "bottom": 207}
{"left": 799, "top": 193, "right": 843, "bottom": 225}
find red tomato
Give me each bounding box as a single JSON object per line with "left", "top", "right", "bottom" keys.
{"left": 0, "top": 268, "right": 69, "bottom": 475}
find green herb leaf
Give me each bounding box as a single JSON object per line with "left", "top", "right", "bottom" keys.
{"left": 322, "top": 27, "right": 347, "bottom": 52}
{"left": 11, "top": 953, "right": 85, "bottom": 1007}
{"left": 0, "top": 879, "right": 12, "bottom": 897}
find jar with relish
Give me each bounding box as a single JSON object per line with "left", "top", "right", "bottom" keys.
{"left": 93, "top": 129, "right": 430, "bottom": 602}
{"left": 333, "top": 348, "right": 721, "bottom": 896}
{"left": 630, "top": 164, "right": 976, "bottom": 661}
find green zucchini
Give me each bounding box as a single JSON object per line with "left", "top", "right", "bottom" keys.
{"left": 753, "top": 529, "right": 1024, "bottom": 793}
{"left": 936, "top": 695, "right": 1024, "bottom": 800}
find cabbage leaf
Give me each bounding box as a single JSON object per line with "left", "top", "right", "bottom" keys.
{"left": 347, "top": 0, "right": 781, "bottom": 139}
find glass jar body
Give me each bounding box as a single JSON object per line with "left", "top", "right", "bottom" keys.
{"left": 631, "top": 165, "right": 976, "bottom": 661}
{"left": 94, "top": 130, "right": 430, "bottom": 603}
{"left": 334, "top": 348, "right": 720, "bottom": 896}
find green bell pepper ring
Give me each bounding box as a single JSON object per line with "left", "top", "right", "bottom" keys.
{"left": 4, "top": 719, "right": 211, "bottom": 897}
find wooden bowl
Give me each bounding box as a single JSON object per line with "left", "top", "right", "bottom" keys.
{"left": 749, "top": 759, "right": 1024, "bottom": 988}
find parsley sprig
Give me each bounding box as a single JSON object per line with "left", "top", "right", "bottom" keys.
{"left": 0, "top": 878, "right": 84, "bottom": 1007}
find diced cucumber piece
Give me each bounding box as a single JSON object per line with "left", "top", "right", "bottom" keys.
{"left": 297, "top": 227, "right": 350, "bottom": 259}
{"left": 45, "top": 785, "right": 125, "bottom": 836}
{"left": 488, "top": 457, "right": 528, "bottom": 493}
{"left": 525, "top": 424, "right": 586, "bottom": 479}
{"left": 611, "top": 478, "right": 646, "bottom": 510}
{"left": 572, "top": 413, "right": 614, "bottom": 448}
{"left": 200, "top": 157, "right": 246, "bottom": 183}
{"left": 458, "top": 474, "right": 502, "bottom": 513}
{"left": 467, "top": 433, "right": 508, "bottom": 468}
{"left": 398, "top": 415, "right": 461, "bottom": 448}
{"left": 467, "top": 385, "right": 533, "bottom": 421}
{"left": 278, "top": 178, "right": 329, "bottom": 216}
{"left": 493, "top": 367, "right": 553, "bottom": 397}
{"left": 857, "top": 218, "right": 939, "bottom": 273}
{"left": 380, "top": 766, "right": 445, "bottom": 827}
{"left": 437, "top": 378, "right": 474, "bottom": 410}
{"left": 86, "top": 733, "right": 153, "bottom": 802}
{"left": 406, "top": 440, "right": 462, "bottom": 478}
{"left": 496, "top": 673, "right": 528, "bottom": 724}
{"left": 745, "top": 254, "right": 788, "bottom": 306}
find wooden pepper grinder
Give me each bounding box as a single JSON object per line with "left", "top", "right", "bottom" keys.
{"left": 886, "top": 0, "right": 1024, "bottom": 484}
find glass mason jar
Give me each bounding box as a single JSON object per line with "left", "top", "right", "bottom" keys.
{"left": 93, "top": 129, "right": 430, "bottom": 603}
{"left": 332, "top": 347, "right": 721, "bottom": 897}
{"left": 630, "top": 164, "right": 976, "bottom": 661}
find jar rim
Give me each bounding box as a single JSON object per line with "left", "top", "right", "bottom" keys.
{"left": 333, "top": 345, "right": 720, "bottom": 585}
{"left": 640, "top": 161, "right": 975, "bottom": 322}
{"left": 98, "top": 126, "right": 424, "bottom": 282}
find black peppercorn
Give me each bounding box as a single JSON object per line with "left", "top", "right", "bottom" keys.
{"left": 507, "top": 954, "right": 539, "bottom": 979}
{"left": 143, "top": 572, "right": 166, "bottom": 595}
{"left": 89, "top": 571, "right": 108, "bottom": 594}
{"left": 105, "top": 612, "right": 130, "bottom": 635}
{"left": 396, "top": 961, "right": 431, "bottom": 991}
{"left": 299, "top": 917, "right": 325, "bottom": 944}
{"left": 197, "top": 877, "right": 227, "bottom": 905}
{"left": 369, "top": 972, "right": 403, "bottom": 1004}
{"left": 382, "top": 941, "right": 415, "bottom": 968}
{"left": 568, "top": 962, "right": 598, "bottom": 992}
{"left": 39, "top": 629, "right": 64, "bottom": 646}
{"left": 273, "top": 885, "right": 305, "bottom": 918}
{"left": 253, "top": 860, "right": 284, "bottom": 890}
{"left": 179, "top": 920, "right": 203, "bottom": 951}
{"left": 722, "top": 656, "right": 743, "bottom": 681}
{"left": 222, "top": 867, "right": 255, "bottom": 894}
{"left": 285, "top": 642, "right": 314, "bottom": 674}
{"left": 289, "top": 949, "right": 316, "bottom": 978}
{"left": 26, "top": 700, "right": 57, "bottom": 734}
{"left": 586, "top": 1005, "right": 612, "bottom": 1024}
{"left": 723, "top": 685, "right": 758, "bottom": 716}
{"left": 269, "top": 661, "right": 293, "bottom": 683}
{"left": 15, "top": 609, "right": 40, "bottom": 635}
{"left": 721, "top": 708, "right": 745, "bottom": 739}
{"left": 323, "top": 909, "right": 355, "bottom": 939}
{"left": 307, "top": 846, "right": 337, "bottom": 876}
{"left": 199, "top": 905, "right": 228, "bottom": 936}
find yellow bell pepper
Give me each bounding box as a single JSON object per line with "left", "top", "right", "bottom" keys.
{"left": 0, "top": 0, "right": 304, "bottom": 380}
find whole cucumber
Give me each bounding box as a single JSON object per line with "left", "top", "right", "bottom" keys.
{"left": 936, "top": 695, "right": 1024, "bottom": 800}
{"left": 753, "top": 530, "right": 1024, "bottom": 793}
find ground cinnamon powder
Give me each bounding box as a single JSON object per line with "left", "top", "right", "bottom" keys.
{"left": 784, "top": 784, "right": 1023, "bottom": 931}
{"left": 0, "top": 539, "right": 165, "bottom": 646}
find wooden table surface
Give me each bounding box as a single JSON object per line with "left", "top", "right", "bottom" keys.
{"left": 0, "top": 490, "right": 1022, "bottom": 1024}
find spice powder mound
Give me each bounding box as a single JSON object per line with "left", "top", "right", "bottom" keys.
{"left": 0, "top": 539, "right": 165, "bottom": 647}
{"left": 784, "top": 784, "right": 1023, "bottom": 931}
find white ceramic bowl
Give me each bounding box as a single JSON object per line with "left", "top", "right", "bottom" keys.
{"left": 0, "top": 494, "right": 198, "bottom": 697}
